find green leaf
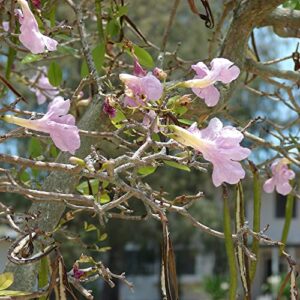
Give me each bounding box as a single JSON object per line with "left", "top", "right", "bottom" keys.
{"left": 48, "top": 61, "right": 63, "bottom": 87}
{"left": 174, "top": 106, "right": 188, "bottom": 116}
{"left": 97, "top": 192, "right": 110, "bottom": 204}
{"left": 0, "top": 290, "right": 30, "bottom": 296}
{"left": 50, "top": 144, "right": 58, "bottom": 158}
{"left": 21, "top": 54, "right": 43, "bottom": 64}
{"left": 98, "top": 233, "right": 108, "bottom": 241}
{"left": 106, "top": 19, "right": 120, "bottom": 37}
{"left": 77, "top": 179, "right": 99, "bottom": 195}
{"left": 178, "top": 118, "right": 194, "bottom": 125}
{"left": 0, "top": 273, "right": 14, "bottom": 291}
{"left": 111, "top": 109, "right": 126, "bottom": 128}
{"left": 81, "top": 43, "right": 105, "bottom": 77}
{"left": 116, "top": 5, "right": 128, "bottom": 17}
{"left": 102, "top": 181, "right": 109, "bottom": 188}
{"left": 163, "top": 160, "right": 190, "bottom": 172}
{"left": 29, "top": 138, "right": 43, "bottom": 158}
{"left": 84, "top": 222, "right": 97, "bottom": 232}
{"left": 57, "top": 45, "right": 77, "bottom": 55}
{"left": 138, "top": 166, "right": 157, "bottom": 176}
{"left": 283, "top": 0, "right": 300, "bottom": 9}
{"left": 19, "top": 170, "right": 30, "bottom": 184}
{"left": 133, "top": 45, "right": 154, "bottom": 68}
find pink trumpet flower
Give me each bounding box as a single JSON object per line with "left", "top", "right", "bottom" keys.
{"left": 263, "top": 158, "right": 295, "bottom": 195}
{"left": 119, "top": 60, "right": 163, "bottom": 107}
{"left": 170, "top": 118, "right": 251, "bottom": 186}
{"left": 183, "top": 58, "right": 240, "bottom": 107}
{"left": 17, "top": 0, "right": 58, "bottom": 54}
{"left": 3, "top": 97, "right": 80, "bottom": 154}
{"left": 30, "top": 68, "right": 59, "bottom": 104}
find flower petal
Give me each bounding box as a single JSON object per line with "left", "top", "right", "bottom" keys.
{"left": 210, "top": 58, "right": 240, "bottom": 84}
{"left": 192, "top": 85, "right": 220, "bottom": 107}
{"left": 263, "top": 178, "right": 275, "bottom": 193}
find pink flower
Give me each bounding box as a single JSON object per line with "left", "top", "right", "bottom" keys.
{"left": 3, "top": 97, "right": 80, "bottom": 154}
{"left": 119, "top": 60, "right": 163, "bottom": 107}
{"left": 263, "top": 158, "right": 295, "bottom": 195}
{"left": 103, "top": 98, "right": 116, "bottom": 118}
{"left": 30, "top": 68, "right": 59, "bottom": 104}
{"left": 17, "top": 0, "right": 58, "bottom": 54}
{"left": 170, "top": 118, "right": 251, "bottom": 186}
{"left": 183, "top": 58, "right": 240, "bottom": 107}
{"left": 133, "top": 59, "right": 147, "bottom": 77}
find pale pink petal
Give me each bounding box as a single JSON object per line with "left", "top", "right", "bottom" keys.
{"left": 36, "top": 91, "right": 47, "bottom": 105}
{"left": 192, "top": 85, "right": 220, "bottom": 107}
{"left": 140, "top": 74, "right": 163, "bottom": 101}
{"left": 276, "top": 182, "right": 292, "bottom": 196}
{"left": 191, "top": 62, "right": 209, "bottom": 78}
{"left": 42, "top": 35, "right": 58, "bottom": 51}
{"left": 17, "top": 0, "right": 57, "bottom": 54}
{"left": 133, "top": 59, "right": 146, "bottom": 77}
{"left": 263, "top": 178, "right": 275, "bottom": 193}
{"left": 49, "top": 124, "right": 80, "bottom": 155}
{"left": 210, "top": 58, "right": 240, "bottom": 83}
{"left": 211, "top": 159, "right": 246, "bottom": 187}
{"left": 30, "top": 71, "right": 59, "bottom": 104}
{"left": 47, "top": 97, "right": 70, "bottom": 116}
{"left": 197, "top": 117, "right": 223, "bottom": 140}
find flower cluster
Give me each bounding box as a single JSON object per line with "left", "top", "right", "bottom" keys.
{"left": 183, "top": 58, "right": 240, "bottom": 107}
{"left": 170, "top": 118, "right": 251, "bottom": 186}
{"left": 3, "top": 97, "right": 80, "bottom": 154}
{"left": 17, "top": 0, "right": 57, "bottom": 54}
{"left": 263, "top": 158, "right": 295, "bottom": 195}
{"left": 119, "top": 60, "right": 163, "bottom": 107}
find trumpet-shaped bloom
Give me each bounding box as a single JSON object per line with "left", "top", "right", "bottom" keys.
{"left": 30, "top": 68, "right": 59, "bottom": 104}
{"left": 183, "top": 58, "right": 240, "bottom": 107}
{"left": 170, "top": 118, "right": 250, "bottom": 186}
{"left": 3, "top": 97, "right": 80, "bottom": 154}
{"left": 17, "top": 0, "right": 58, "bottom": 54}
{"left": 263, "top": 158, "right": 295, "bottom": 195}
{"left": 119, "top": 60, "right": 163, "bottom": 107}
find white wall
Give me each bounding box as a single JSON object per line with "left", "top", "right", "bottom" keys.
{"left": 247, "top": 192, "right": 300, "bottom": 244}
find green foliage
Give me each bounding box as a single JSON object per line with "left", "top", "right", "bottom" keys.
{"left": 137, "top": 166, "right": 157, "bottom": 176}
{"left": 81, "top": 43, "right": 105, "bottom": 77}
{"left": 48, "top": 61, "right": 63, "bottom": 87}
{"left": 0, "top": 273, "right": 14, "bottom": 291}
{"left": 132, "top": 45, "right": 154, "bottom": 68}
{"left": 283, "top": 0, "right": 300, "bottom": 9}
{"left": 29, "top": 138, "right": 43, "bottom": 158}
{"left": 110, "top": 109, "right": 127, "bottom": 128}
{"left": 21, "top": 54, "right": 43, "bottom": 64}
{"left": 163, "top": 160, "right": 190, "bottom": 172}
{"left": 0, "top": 273, "right": 29, "bottom": 296}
